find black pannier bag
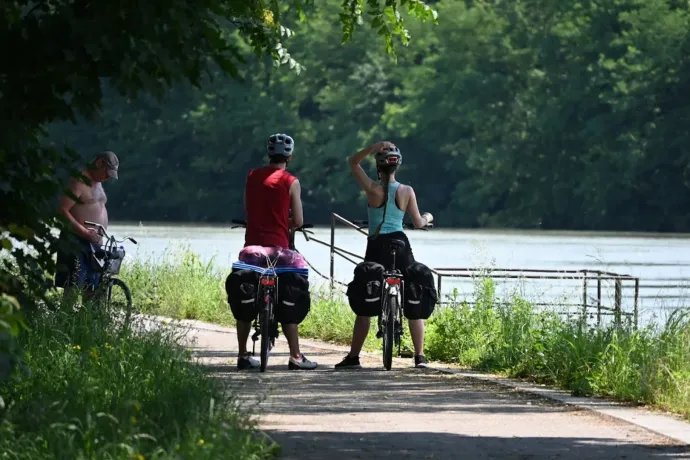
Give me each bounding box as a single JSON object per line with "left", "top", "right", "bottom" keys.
{"left": 346, "top": 261, "right": 385, "bottom": 317}
{"left": 225, "top": 269, "right": 260, "bottom": 322}
{"left": 403, "top": 262, "right": 438, "bottom": 320}
{"left": 276, "top": 272, "right": 311, "bottom": 325}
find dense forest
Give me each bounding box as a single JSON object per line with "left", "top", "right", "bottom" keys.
{"left": 47, "top": 0, "right": 690, "bottom": 231}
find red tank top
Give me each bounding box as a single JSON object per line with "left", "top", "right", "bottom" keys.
{"left": 244, "top": 166, "right": 296, "bottom": 249}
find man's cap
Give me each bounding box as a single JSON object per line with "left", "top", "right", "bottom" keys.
{"left": 94, "top": 151, "right": 119, "bottom": 179}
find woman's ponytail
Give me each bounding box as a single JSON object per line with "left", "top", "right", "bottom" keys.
{"left": 371, "top": 174, "right": 390, "bottom": 239}
{"left": 370, "top": 164, "right": 397, "bottom": 239}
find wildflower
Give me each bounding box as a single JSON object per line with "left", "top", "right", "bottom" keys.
{"left": 198, "top": 439, "right": 205, "bottom": 446}
{"left": 105, "top": 343, "right": 113, "bottom": 350}
{"left": 72, "top": 345, "right": 81, "bottom": 351}
{"left": 262, "top": 9, "right": 274, "bottom": 26}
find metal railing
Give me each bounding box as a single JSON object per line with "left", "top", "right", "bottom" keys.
{"left": 304, "top": 213, "right": 641, "bottom": 328}
{"left": 434, "top": 267, "right": 639, "bottom": 328}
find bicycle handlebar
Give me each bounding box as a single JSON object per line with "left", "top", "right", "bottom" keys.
{"left": 352, "top": 220, "right": 433, "bottom": 231}
{"left": 230, "top": 219, "right": 314, "bottom": 234}
{"left": 84, "top": 221, "right": 138, "bottom": 245}
{"left": 230, "top": 218, "right": 314, "bottom": 251}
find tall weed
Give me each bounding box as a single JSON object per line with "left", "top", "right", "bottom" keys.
{"left": 428, "top": 279, "right": 690, "bottom": 419}
{"left": 122, "top": 244, "right": 232, "bottom": 324}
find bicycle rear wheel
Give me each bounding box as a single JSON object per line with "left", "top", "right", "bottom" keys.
{"left": 107, "top": 278, "right": 133, "bottom": 333}
{"left": 382, "top": 294, "right": 396, "bottom": 370}
{"left": 260, "top": 296, "right": 272, "bottom": 373}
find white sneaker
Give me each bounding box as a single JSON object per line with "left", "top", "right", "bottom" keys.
{"left": 237, "top": 355, "right": 260, "bottom": 370}
{"left": 288, "top": 354, "right": 318, "bottom": 370}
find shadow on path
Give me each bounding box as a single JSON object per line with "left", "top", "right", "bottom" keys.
{"left": 265, "top": 430, "right": 690, "bottom": 460}
{"left": 189, "top": 331, "right": 690, "bottom": 459}
{"left": 203, "top": 354, "right": 567, "bottom": 415}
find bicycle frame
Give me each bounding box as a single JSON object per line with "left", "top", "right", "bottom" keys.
{"left": 82, "top": 221, "right": 138, "bottom": 332}
{"left": 353, "top": 218, "right": 432, "bottom": 366}
{"left": 230, "top": 219, "right": 313, "bottom": 367}
{"left": 251, "top": 274, "right": 279, "bottom": 356}
{"left": 84, "top": 221, "right": 138, "bottom": 277}
{"left": 379, "top": 245, "right": 405, "bottom": 359}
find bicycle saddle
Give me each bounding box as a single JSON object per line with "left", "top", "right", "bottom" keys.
{"left": 389, "top": 239, "right": 406, "bottom": 252}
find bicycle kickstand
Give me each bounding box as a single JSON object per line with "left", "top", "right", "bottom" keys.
{"left": 251, "top": 330, "right": 260, "bottom": 355}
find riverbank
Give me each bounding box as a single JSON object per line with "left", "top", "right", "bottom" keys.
{"left": 121, "top": 247, "right": 690, "bottom": 421}
{"left": 0, "top": 294, "right": 277, "bottom": 459}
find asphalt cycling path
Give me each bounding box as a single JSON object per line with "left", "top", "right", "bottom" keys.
{"left": 182, "top": 323, "right": 690, "bottom": 460}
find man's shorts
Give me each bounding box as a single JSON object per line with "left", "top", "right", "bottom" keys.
{"left": 55, "top": 234, "right": 102, "bottom": 290}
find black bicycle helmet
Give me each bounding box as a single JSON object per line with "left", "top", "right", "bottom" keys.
{"left": 266, "top": 133, "right": 295, "bottom": 157}
{"left": 374, "top": 146, "right": 402, "bottom": 167}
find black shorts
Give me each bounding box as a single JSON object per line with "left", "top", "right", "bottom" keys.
{"left": 54, "top": 233, "right": 102, "bottom": 290}
{"left": 364, "top": 231, "right": 415, "bottom": 271}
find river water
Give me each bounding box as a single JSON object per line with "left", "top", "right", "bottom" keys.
{"left": 110, "top": 222, "right": 690, "bottom": 326}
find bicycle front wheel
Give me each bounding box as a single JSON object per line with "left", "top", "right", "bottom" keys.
{"left": 260, "top": 296, "right": 272, "bottom": 373}
{"left": 382, "top": 294, "right": 396, "bottom": 371}
{"left": 107, "top": 277, "right": 133, "bottom": 333}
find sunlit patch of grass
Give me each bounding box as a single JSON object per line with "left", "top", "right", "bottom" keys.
{"left": 121, "top": 243, "right": 234, "bottom": 325}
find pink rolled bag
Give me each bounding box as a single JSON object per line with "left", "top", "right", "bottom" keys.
{"left": 238, "top": 245, "right": 308, "bottom": 269}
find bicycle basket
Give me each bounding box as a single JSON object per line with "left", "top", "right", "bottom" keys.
{"left": 105, "top": 246, "right": 126, "bottom": 275}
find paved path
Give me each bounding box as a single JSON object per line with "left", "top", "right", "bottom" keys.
{"left": 181, "top": 323, "right": 690, "bottom": 460}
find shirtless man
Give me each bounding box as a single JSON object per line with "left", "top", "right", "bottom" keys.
{"left": 55, "top": 151, "right": 119, "bottom": 292}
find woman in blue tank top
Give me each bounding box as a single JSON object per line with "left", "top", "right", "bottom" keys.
{"left": 335, "top": 141, "right": 433, "bottom": 369}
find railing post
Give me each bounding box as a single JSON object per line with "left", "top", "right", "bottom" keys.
{"left": 634, "top": 278, "right": 639, "bottom": 330}
{"left": 330, "top": 213, "right": 335, "bottom": 291}
{"left": 614, "top": 279, "right": 622, "bottom": 327}
{"left": 437, "top": 274, "right": 443, "bottom": 303}
{"left": 597, "top": 272, "right": 602, "bottom": 327}
{"left": 582, "top": 271, "right": 588, "bottom": 318}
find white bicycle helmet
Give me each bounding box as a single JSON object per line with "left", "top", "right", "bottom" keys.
{"left": 374, "top": 146, "right": 402, "bottom": 166}
{"left": 266, "top": 133, "right": 295, "bottom": 157}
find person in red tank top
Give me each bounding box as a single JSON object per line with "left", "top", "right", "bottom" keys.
{"left": 244, "top": 165, "right": 297, "bottom": 248}
{"left": 235, "top": 133, "right": 317, "bottom": 371}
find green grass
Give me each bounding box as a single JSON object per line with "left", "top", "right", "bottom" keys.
{"left": 120, "top": 246, "right": 690, "bottom": 421}
{"left": 122, "top": 244, "right": 234, "bottom": 325}
{"left": 121, "top": 245, "right": 383, "bottom": 351}
{"left": 426, "top": 279, "right": 690, "bottom": 417}
{"left": 0, "top": 293, "right": 278, "bottom": 459}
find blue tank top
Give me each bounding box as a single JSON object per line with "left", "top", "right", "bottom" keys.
{"left": 367, "top": 182, "right": 405, "bottom": 236}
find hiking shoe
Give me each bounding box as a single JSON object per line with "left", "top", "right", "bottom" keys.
{"left": 415, "top": 355, "right": 429, "bottom": 368}
{"left": 288, "top": 354, "right": 318, "bottom": 370}
{"left": 237, "top": 355, "right": 260, "bottom": 370}
{"left": 334, "top": 355, "right": 362, "bottom": 369}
